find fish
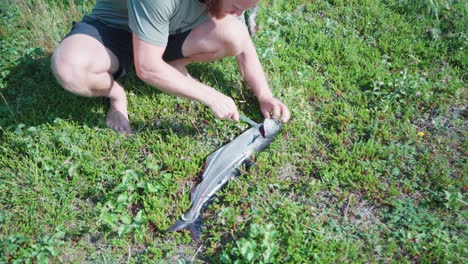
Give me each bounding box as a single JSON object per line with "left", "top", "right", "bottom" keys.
{"left": 168, "top": 118, "right": 282, "bottom": 242}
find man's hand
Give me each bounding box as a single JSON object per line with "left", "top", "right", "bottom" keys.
{"left": 206, "top": 90, "right": 240, "bottom": 121}
{"left": 259, "top": 96, "right": 290, "bottom": 123}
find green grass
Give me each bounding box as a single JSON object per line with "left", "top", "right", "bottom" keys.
{"left": 1, "top": 0, "right": 466, "bottom": 262}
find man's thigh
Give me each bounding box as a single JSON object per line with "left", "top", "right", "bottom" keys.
{"left": 181, "top": 15, "right": 248, "bottom": 60}
{"left": 53, "top": 34, "right": 119, "bottom": 75}
{"left": 54, "top": 18, "right": 132, "bottom": 79}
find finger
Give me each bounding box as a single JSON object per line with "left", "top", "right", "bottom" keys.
{"left": 262, "top": 109, "right": 271, "bottom": 119}
{"left": 222, "top": 112, "right": 231, "bottom": 119}
{"left": 272, "top": 103, "right": 281, "bottom": 120}
{"left": 280, "top": 103, "right": 291, "bottom": 123}
{"left": 212, "top": 111, "right": 221, "bottom": 119}
{"left": 231, "top": 100, "right": 239, "bottom": 121}
{"left": 214, "top": 110, "right": 225, "bottom": 120}
{"left": 232, "top": 110, "right": 240, "bottom": 121}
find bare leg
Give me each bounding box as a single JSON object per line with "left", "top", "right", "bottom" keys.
{"left": 168, "top": 15, "right": 250, "bottom": 76}
{"left": 51, "top": 34, "right": 131, "bottom": 134}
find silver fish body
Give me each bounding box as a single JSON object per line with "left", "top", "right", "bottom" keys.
{"left": 168, "top": 119, "right": 282, "bottom": 241}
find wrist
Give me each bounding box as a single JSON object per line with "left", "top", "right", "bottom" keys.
{"left": 257, "top": 92, "right": 274, "bottom": 102}
{"left": 198, "top": 85, "right": 218, "bottom": 107}
{"left": 253, "top": 84, "right": 274, "bottom": 101}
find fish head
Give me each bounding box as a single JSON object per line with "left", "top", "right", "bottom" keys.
{"left": 259, "top": 118, "right": 282, "bottom": 138}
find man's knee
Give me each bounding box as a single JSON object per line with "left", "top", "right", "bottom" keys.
{"left": 220, "top": 16, "right": 251, "bottom": 56}
{"left": 51, "top": 48, "right": 91, "bottom": 96}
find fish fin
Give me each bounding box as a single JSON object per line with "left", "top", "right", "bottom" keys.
{"left": 168, "top": 219, "right": 190, "bottom": 232}
{"left": 245, "top": 159, "right": 255, "bottom": 170}
{"left": 168, "top": 217, "right": 202, "bottom": 243}
{"left": 189, "top": 217, "right": 202, "bottom": 242}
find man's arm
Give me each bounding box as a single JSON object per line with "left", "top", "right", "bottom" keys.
{"left": 235, "top": 36, "right": 291, "bottom": 122}
{"left": 132, "top": 34, "right": 240, "bottom": 121}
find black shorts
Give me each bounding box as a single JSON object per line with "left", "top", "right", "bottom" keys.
{"left": 62, "top": 16, "right": 191, "bottom": 80}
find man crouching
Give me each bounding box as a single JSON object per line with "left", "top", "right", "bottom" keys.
{"left": 51, "top": 0, "right": 290, "bottom": 135}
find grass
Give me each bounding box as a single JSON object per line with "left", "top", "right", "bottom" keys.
{"left": 0, "top": 0, "right": 466, "bottom": 262}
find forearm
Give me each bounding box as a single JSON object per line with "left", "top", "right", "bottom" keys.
{"left": 236, "top": 39, "right": 273, "bottom": 101}
{"left": 236, "top": 39, "right": 290, "bottom": 122}
{"left": 137, "top": 61, "right": 217, "bottom": 106}
{"left": 133, "top": 33, "right": 219, "bottom": 107}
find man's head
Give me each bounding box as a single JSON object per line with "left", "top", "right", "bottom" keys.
{"left": 200, "top": 0, "right": 259, "bottom": 19}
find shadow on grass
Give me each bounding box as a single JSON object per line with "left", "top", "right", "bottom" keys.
{"left": 0, "top": 51, "right": 108, "bottom": 130}
{"left": 0, "top": 52, "right": 259, "bottom": 137}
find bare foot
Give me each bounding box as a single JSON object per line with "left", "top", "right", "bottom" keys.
{"left": 106, "top": 98, "right": 131, "bottom": 135}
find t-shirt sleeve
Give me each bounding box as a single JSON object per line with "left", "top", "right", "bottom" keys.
{"left": 128, "top": 0, "right": 175, "bottom": 47}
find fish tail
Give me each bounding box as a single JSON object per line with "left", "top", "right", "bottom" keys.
{"left": 168, "top": 217, "right": 202, "bottom": 242}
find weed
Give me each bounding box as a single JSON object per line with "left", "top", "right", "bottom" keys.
{"left": 220, "top": 223, "right": 280, "bottom": 263}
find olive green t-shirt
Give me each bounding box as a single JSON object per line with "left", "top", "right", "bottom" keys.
{"left": 86, "top": 0, "right": 211, "bottom": 47}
